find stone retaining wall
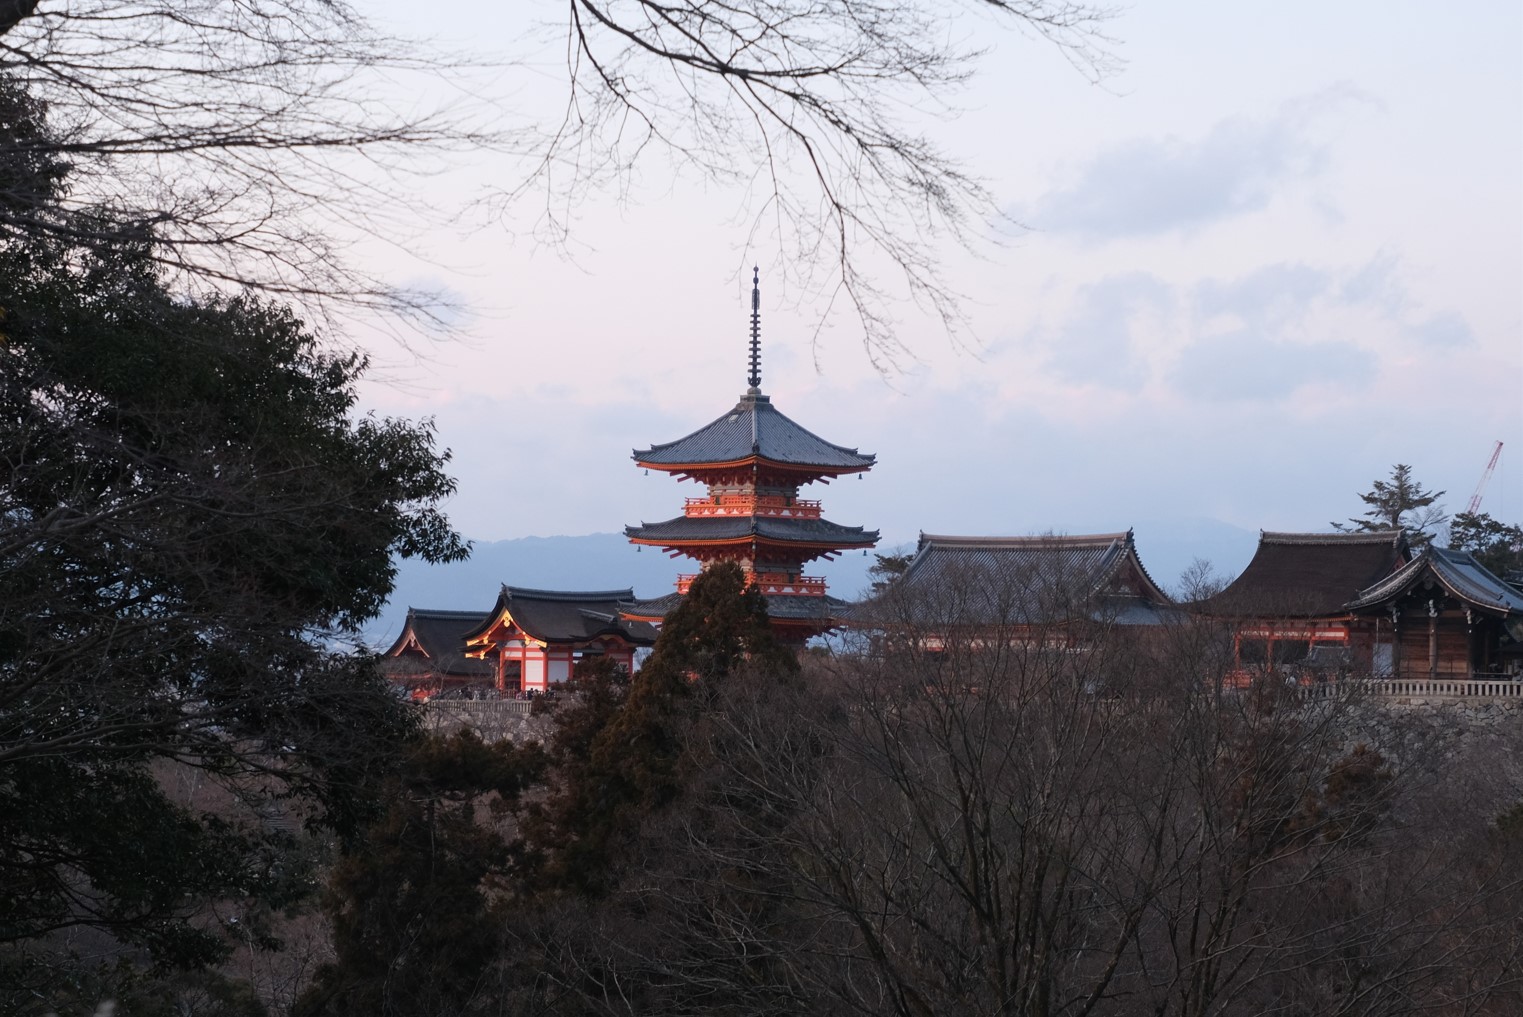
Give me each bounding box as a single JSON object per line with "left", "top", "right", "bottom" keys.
{"left": 422, "top": 701, "right": 560, "bottom": 743}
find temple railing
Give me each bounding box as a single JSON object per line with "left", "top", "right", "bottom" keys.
{"left": 1286, "top": 675, "right": 1523, "bottom": 701}
{"left": 424, "top": 698, "right": 538, "bottom": 715}
{"left": 684, "top": 494, "right": 822, "bottom": 519}
{"left": 677, "top": 572, "right": 827, "bottom": 596}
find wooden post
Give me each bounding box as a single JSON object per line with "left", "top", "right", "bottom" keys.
{"left": 1390, "top": 607, "right": 1402, "bottom": 679}
{"left": 1427, "top": 599, "right": 1439, "bottom": 681}
{"left": 1465, "top": 607, "right": 1477, "bottom": 678}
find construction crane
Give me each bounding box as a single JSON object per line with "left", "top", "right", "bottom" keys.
{"left": 1466, "top": 440, "right": 1504, "bottom": 515}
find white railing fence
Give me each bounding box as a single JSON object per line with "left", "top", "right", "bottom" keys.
{"left": 1299, "top": 677, "right": 1523, "bottom": 701}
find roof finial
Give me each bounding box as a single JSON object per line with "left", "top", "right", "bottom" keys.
{"left": 747, "top": 266, "right": 762, "bottom": 391}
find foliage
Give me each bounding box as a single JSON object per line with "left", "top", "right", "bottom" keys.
{"left": 298, "top": 565, "right": 800, "bottom": 1012}
{"left": 868, "top": 550, "right": 914, "bottom": 594}
{"left": 294, "top": 731, "right": 542, "bottom": 1017}
{"left": 1334, "top": 463, "right": 1447, "bottom": 548}
{"left": 0, "top": 954, "right": 271, "bottom": 1017}
{"left": 0, "top": 71, "right": 465, "bottom": 981}
{"left": 523, "top": 562, "right": 797, "bottom": 896}
{"left": 1448, "top": 511, "right": 1523, "bottom": 579}
{"left": 641, "top": 560, "right": 800, "bottom": 685}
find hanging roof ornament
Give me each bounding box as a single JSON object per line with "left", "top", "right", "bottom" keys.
{"left": 747, "top": 266, "right": 762, "bottom": 392}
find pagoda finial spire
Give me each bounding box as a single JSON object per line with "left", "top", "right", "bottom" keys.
{"left": 747, "top": 266, "right": 762, "bottom": 391}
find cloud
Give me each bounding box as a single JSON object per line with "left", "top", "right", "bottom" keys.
{"left": 1407, "top": 310, "right": 1475, "bottom": 349}
{"left": 1028, "top": 252, "right": 1473, "bottom": 409}
{"left": 1339, "top": 250, "right": 1405, "bottom": 315}
{"left": 1172, "top": 329, "right": 1372, "bottom": 401}
{"left": 1025, "top": 88, "right": 1371, "bottom": 242}
{"left": 1042, "top": 273, "right": 1172, "bottom": 390}
{"left": 1195, "top": 263, "right": 1331, "bottom": 330}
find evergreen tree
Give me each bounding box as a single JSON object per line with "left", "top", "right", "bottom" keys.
{"left": 868, "top": 550, "right": 914, "bottom": 594}
{"left": 0, "top": 70, "right": 465, "bottom": 986}
{"left": 1448, "top": 511, "right": 1523, "bottom": 580}
{"left": 524, "top": 562, "right": 798, "bottom": 896}
{"left": 295, "top": 732, "right": 543, "bottom": 1017}
{"left": 1333, "top": 464, "right": 1446, "bottom": 548}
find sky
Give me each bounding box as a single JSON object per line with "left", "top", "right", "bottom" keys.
{"left": 347, "top": 1, "right": 1522, "bottom": 609}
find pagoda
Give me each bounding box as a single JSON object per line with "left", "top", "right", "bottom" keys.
{"left": 622, "top": 270, "right": 879, "bottom": 642}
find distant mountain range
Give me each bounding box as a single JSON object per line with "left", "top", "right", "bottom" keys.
{"left": 368, "top": 519, "right": 1263, "bottom": 647}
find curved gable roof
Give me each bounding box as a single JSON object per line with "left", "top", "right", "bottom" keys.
{"left": 871, "top": 530, "right": 1172, "bottom": 626}
{"left": 633, "top": 391, "right": 874, "bottom": 472}
{"left": 463, "top": 586, "right": 659, "bottom": 646}
{"left": 1347, "top": 546, "right": 1523, "bottom": 616}
{"left": 1193, "top": 530, "right": 1409, "bottom": 617}
{"left": 382, "top": 608, "right": 494, "bottom": 678}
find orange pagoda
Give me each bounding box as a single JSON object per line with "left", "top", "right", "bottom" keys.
{"left": 621, "top": 270, "right": 879, "bottom": 642}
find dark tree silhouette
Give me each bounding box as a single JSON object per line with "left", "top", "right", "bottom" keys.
{"left": 0, "top": 72, "right": 465, "bottom": 992}
{"left": 1448, "top": 511, "right": 1523, "bottom": 579}
{"left": 522, "top": 562, "right": 797, "bottom": 896}
{"left": 295, "top": 731, "right": 543, "bottom": 1017}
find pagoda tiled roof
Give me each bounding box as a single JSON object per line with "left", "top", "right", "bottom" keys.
{"left": 618, "top": 590, "right": 852, "bottom": 624}
{"left": 857, "top": 531, "right": 1173, "bottom": 627}
{"left": 633, "top": 390, "right": 874, "bottom": 472}
{"left": 381, "top": 608, "right": 495, "bottom": 678}
{"left": 1192, "top": 530, "right": 1410, "bottom": 618}
{"left": 619, "top": 591, "right": 684, "bottom": 620}
{"left": 463, "top": 586, "right": 659, "bottom": 646}
{"left": 760, "top": 592, "right": 853, "bottom": 621}
{"left": 1346, "top": 546, "right": 1523, "bottom": 616}
{"left": 625, "top": 514, "right": 879, "bottom": 549}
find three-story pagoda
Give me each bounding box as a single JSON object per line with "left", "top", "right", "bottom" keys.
{"left": 622, "top": 271, "right": 879, "bottom": 642}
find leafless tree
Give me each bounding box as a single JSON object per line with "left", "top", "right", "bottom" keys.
{"left": 525, "top": 0, "right": 1120, "bottom": 367}
{"left": 0, "top": 1, "right": 489, "bottom": 328}
{"left": 2, "top": 1, "right": 1120, "bottom": 361}
{"left": 485, "top": 581, "right": 1523, "bottom": 1016}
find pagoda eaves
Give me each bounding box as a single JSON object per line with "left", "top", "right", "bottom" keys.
{"left": 622, "top": 269, "right": 878, "bottom": 642}
{"left": 625, "top": 514, "right": 878, "bottom": 563}
{"left": 633, "top": 390, "right": 874, "bottom": 481}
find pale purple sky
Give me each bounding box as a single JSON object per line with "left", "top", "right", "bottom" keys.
{"left": 350, "top": 1, "right": 1522, "bottom": 590}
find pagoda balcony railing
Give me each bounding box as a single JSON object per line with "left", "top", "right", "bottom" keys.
{"left": 677, "top": 572, "right": 827, "bottom": 596}
{"left": 684, "top": 494, "right": 822, "bottom": 519}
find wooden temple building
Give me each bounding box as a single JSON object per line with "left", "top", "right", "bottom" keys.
{"left": 1190, "top": 531, "right": 1411, "bottom": 676}
{"left": 382, "top": 587, "right": 657, "bottom": 697}
{"left": 1345, "top": 546, "right": 1523, "bottom": 680}
{"left": 857, "top": 531, "right": 1175, "bottom": 649}
{"left": 621, "top": 271, "right": 879, "bottom": 642}
{"left": 1190, "top": 530, "right": 1523, "bottom": 680}
{"left": 380, "top": 608, "right": 496, "bottom": 697}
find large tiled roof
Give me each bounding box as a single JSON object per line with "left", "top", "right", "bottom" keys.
{"left": 633, "top": 391, "right": 874, "bottom": 472}
{"left": 1347, "top": 546, "right": 1523, "bottom": 616}
{"left": 464, "top": 586, "right": 659, "bottom": 646}
{"left": 381, "top": 608, "right": 494, "bottom": 678}
{"left": 1192, "top": 530, "right": 1409, "bottom": 618}
{"left": 625, "top": 514, "right": 879, "bottom": 551}
{"left": 859, "top": 531, "right": 1173, "bottom": 627}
